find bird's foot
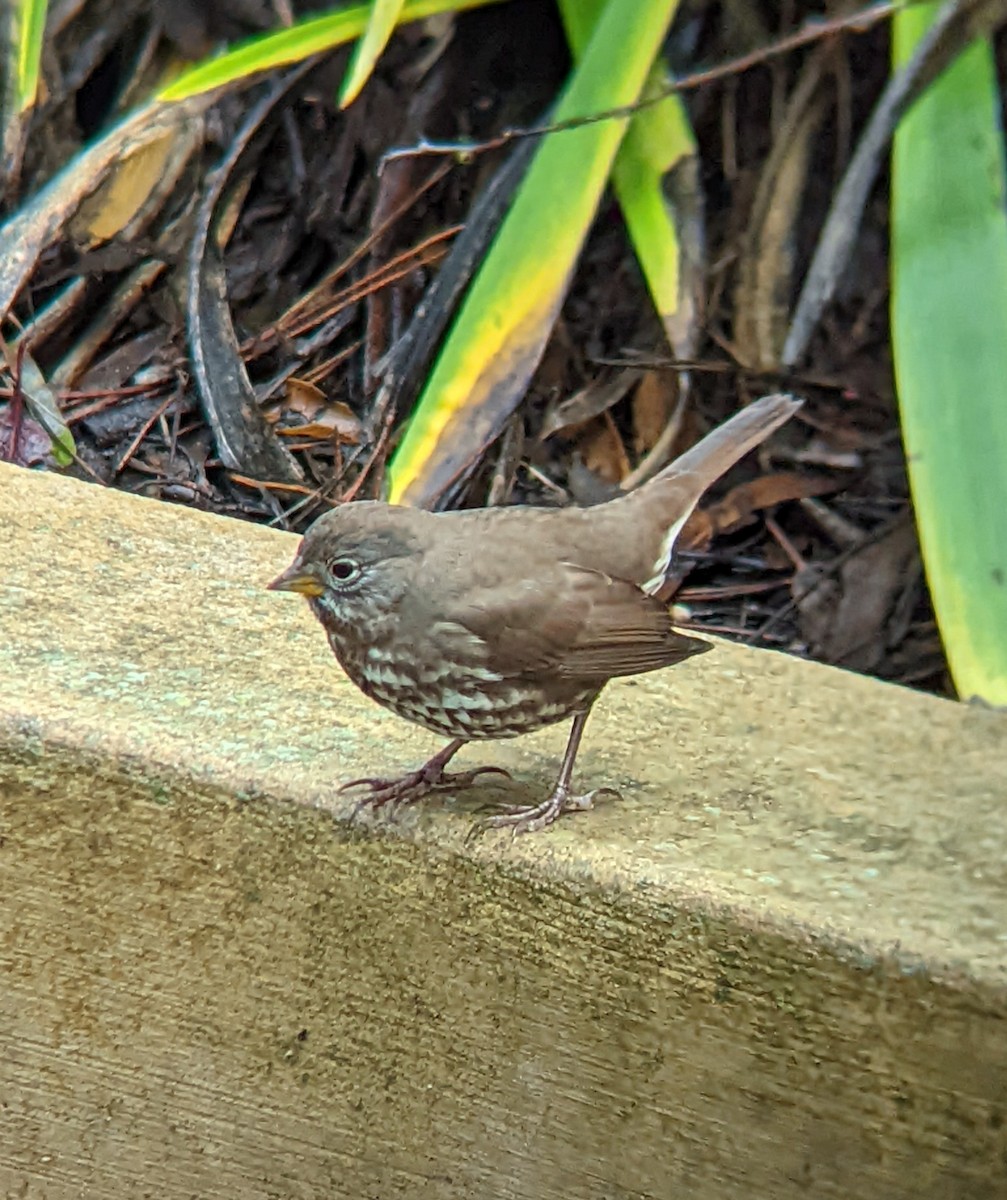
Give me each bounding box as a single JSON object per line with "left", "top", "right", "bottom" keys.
{"left": 475, "top": 784, "right": 622, "bottom": 837}
{"left": 341, "top": 760, "right": 510, "bottom": 819}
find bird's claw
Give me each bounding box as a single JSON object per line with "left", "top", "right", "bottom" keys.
{"left": 341, "top": 764, "right": 511, "bottom": 819}
{"left": 472, "top": 785, "right": 622, "bottom": 838}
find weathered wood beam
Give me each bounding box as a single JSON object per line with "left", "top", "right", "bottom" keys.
{"left": 1, "top": 462, "right": 1004, "bottom": 1198}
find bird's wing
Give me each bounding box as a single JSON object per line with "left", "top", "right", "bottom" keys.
{"left": 443, "top": 563, "right": 711, "bottom": 683}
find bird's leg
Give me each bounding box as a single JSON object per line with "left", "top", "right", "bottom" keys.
{"left": 341, "top": 738, "right": 511, "bottom": 817}
{"left": 479, "top": 706, "right": 621, "bottom": 835}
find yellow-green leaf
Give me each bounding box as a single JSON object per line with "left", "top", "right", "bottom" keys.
{"left": 1, "top": 339, "right": 75, "bottom": 467}
{"left": 558, "top": 0, "right": 699, "bottom": 357}
{"left": 159, "top": 0, "right": 497, "bottom": 104}
{"left": 387, "top": 0, "right": 681, "bottom": 506}
{"left": 891, "top": 3, "right": 1007, "bottom": 704}
{"left": 339, "top": 0, "right": 408, "bottom": 108}
{"left": 14, "top": 0, "right": 47, "bottom": 112}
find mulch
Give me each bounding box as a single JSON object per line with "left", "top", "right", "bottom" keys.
{"left": 1, "top": 0, "right": 950, "bottom": 694}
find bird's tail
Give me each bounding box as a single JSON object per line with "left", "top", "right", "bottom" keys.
{"left": 621, "top": 392, "right": 802, "bottom": 594}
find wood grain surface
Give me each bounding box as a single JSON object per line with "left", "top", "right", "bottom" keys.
{"left": 1, "top": 463, "right": 1004, "bottom": 1199}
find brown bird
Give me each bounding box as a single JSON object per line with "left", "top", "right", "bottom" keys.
{"left": 269, "top": 392, "right": 801, "bottom": 833}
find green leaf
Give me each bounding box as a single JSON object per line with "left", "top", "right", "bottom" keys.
{"left": 387, "top": 0, "right": 681, "bottom": 505}
{"left": 891, "top": 3, "right": 1007, "bottom": 704}
{"left": 339, "top": 0, "right": 408, "bottom": 108}
{"left": 1, "top": 340, "right": 76, "bottom": 467}
{"left": 557, "top": 0, "right": 699, "bottom": 356}
{"left": 14, "top": 0, "right": 47, "bottom": 112}
{"left": 158, "top": 0, "right": 498, "bottom": 103}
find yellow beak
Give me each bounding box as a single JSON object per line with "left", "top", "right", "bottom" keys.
{"left": 267, "top": 562, "right": 325, "bottom": 597}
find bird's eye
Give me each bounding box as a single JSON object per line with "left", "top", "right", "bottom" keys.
{"left": 329, "top": 558, "right": 359, "bottom": 582}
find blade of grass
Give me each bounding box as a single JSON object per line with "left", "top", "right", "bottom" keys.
{"left": 339, "top": 0, "right": 408, "bottom": 107}
{"left": 387, "top": 0, "right": 681, "bottom": 506}
{"left": 159, "top": 0, "right": 499, "bottom": 103}
{"left": 891, "top": 2, "right": 1007, "bottom": 704}
{"left": 2, "top": 0, "right": 47, "bottom": 181}
{"left": 14, "top": 0, "right": 47, "bottom": 110}
{"left": 558, "top": 0, "right": 699, "bottom": 357}
{"left": 1, "top": 336, "right": 75, "bottom": 467}
{"left": 2, "top": 0, "right": 494, "bottom": 316}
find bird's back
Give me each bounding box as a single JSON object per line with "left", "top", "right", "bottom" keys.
{"left": 417, "top": 392, "right": 801, "bottom": 596}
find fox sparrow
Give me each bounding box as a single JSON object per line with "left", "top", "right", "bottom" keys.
{"left": 269, "top": 392, "right": 802, "bottom": 833}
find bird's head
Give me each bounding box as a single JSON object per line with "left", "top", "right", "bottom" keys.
{"left": 268, "top": 501, "right": 425, "bottom": 633}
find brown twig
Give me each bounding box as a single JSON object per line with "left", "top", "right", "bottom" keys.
{"left": 382, "top": 1, "right": 898, "bottom": 165}
{"left": 113, "top": 389, "right": 180, "bottom": 475}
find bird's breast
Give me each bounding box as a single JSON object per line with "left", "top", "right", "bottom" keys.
{"left": 326, "top": 631, "right": 595, "bottom": 739}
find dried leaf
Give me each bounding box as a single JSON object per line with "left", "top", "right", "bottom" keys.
{"left": 795, "top": 516, "right": 920, "bottom": 671}
{"left": 187, "top": 78, "right": 306, "bottom": 485}
{"left": 284, "top": 377, "right": 327, "bottom": 417}
{"left": 0, "top": 409, "right": 51, "bottom": 465}
{"left": 70, "top": 127, "right": 199, "bottom": 247}
{"left": 278, "top": 405, "right": 362, "bottom": 444}
{"left": 630, "top": 369, "right": 677, "bottom": 455}
{"left": 0, "top": 338, "right": 75, "bottom": 465}
{"left": 733, "top": 55, "right": 830, "bottom": 370}
{"left": 275, "top": 378, "right": 362, "bottom": 443}
{"left": 683, "top": 470, "right": 840, "bottom": 549}
{"left": 576, "top": 414, "right": 630, "bottom": 485}
{"left": 76, "top": 330, "right": 167, "bottom": 391}
{"left": 0, "top": 96, "right": 215, "bottom": 323}
{"left": 540, "top": 369, "right": 642, "bottom": 440}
